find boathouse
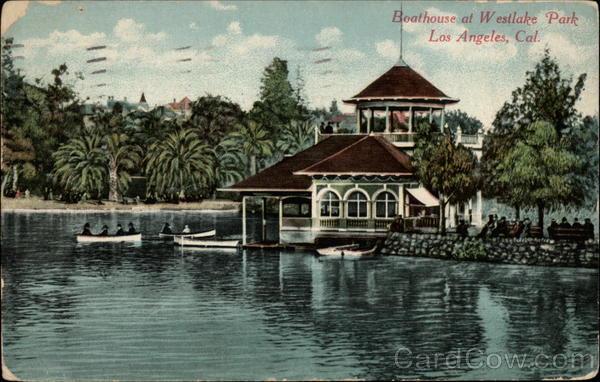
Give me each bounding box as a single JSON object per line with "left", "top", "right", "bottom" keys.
{"left": 226, "top": 57, "right": 484, "bottom": 245}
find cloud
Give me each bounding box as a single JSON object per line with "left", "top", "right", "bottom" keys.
{"left": 21, "top": 29, "right": 107, "bottom": 57}
{"left": 189, "top": 22, "right": 198, "bottom": 30}
{"left": 208, "top": 1, "right": 237, "bottom": 11}
{"left": 113, "top": 18, "right": 165, "bottom": 43}
{"left": 227, "top": 21, "right": 242, "bottom": 35}
{"left": 528, "top": 32, "right": 594, "bottom": 68}
{"left": 316, "top": 27, "right": 342, "bottom": 47}
{"left": 375, "top": 39, "right": 399, "bottom": 60}
{"left": 1, "top": 0, "right": 61, "bottom": 35}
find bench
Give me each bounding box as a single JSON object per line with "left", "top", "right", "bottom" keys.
{"left": 548, "top": 227, "right": 593, "bottom": 241}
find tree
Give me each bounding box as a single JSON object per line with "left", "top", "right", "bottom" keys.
{"left": 1, "top": 37, "right": 36, "bottom": 196}
{"left": 103, "top": 133, "right": 141, "bottom": 201}
{"left": 277, "top": 120, "right": 314, "bottom": 156}
{"left": 496, "top": 121, "right": 583, "bottom": 228}
{"left": 444, "top": 109, "right": 483, "bottom": 135}
{"left": 250, "top": 58, "right": 299, "bottom": 139}
{"left": 329, "top": 100, "right": 340, "bottom": 117}
{"left": 413, "top": 122, "right": 478, "bottom": 234}
{"left": 145, "top": 128, "right": 214, "bottom": 201}
{"left": 213, "top": 143, "right": 245, "bottom": 188}
{"left": 52, "top": 132, "right": 107, "bottom": 201}
{"left": 482, "top": 49, "right": 590, "bottom": 212}
{"left": 221, "top": 120, "right": 274, "bottom": 176}
{"left": 188, "top": 94, "right": 245, "bottom": 146}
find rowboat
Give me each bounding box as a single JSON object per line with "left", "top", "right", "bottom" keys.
{"left": 315, "top": 244, "right": 377, "bottom": 258}
{"left": 173, "top": 236, "right": 240, "bottom": 248}
{"left": 159, "top": 229, "right": 216, "bottom": 239}
{"left": 76, "top": 233, "right": 142, "bottom": 243}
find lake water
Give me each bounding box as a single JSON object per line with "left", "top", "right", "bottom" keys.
{"left": 2, "top": 211, "right": 598, "bottom": 380}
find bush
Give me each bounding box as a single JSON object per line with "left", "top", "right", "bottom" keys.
{"left": 456, "top": 239, "right": 486, "bottom": 260}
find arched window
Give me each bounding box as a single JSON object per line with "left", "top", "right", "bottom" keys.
{"left": 320, "top": 191, "right": 340, "bottom": 217}
{"left": 375, "top": 192, "right": 397, "bottom": 218}
{"left": 347, "top": 191, "right": 368, "bottom": 218}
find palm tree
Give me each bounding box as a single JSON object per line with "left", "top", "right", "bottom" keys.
{"left": 214, "top": 142, "right": 245, "bottom": 188}
{"left": 145, "top": 128, "right": 214, "bottom": 201}
{"left": 222, "top": 120, "right": 274, "bottom": 176}
{"left": 103, "top": 132, "right": 141, "bottom": 201}
{"left": 277, "top": 119, "right": 314, "bottom": 156}
{"left": 52, "top": 131, "right": 107, "bottom": 201}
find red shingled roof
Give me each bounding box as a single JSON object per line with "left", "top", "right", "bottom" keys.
{"left": 346, "top": 64, "right": 457, "bottom": 103}
{"left": 295, "top": 135, "right": 413, "bottom": 176}
{"left": 229, "top": 135, "right": 364, "bottom": 191}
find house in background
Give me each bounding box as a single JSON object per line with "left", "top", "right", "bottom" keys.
{"left": 106, "top": 93, "right": 150, "bottom": 113}
{"left": 226, "top": 57, "right": 485, "bottom": 245}
{"left": 167, "top": 96, "right": 192, "bottom": 118}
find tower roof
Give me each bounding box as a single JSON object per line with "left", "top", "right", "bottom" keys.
{"left": 344, "top": 63, "right": 458, "bottom": 105}
{"left": 139, "top": 92, "right": 147, "bottom": 104}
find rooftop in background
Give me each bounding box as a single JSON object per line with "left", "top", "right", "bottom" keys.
{"left": 168, "top": 97, "right": 192, "bottom": 111}
{"left": 344, "top": 63, "right": 459, "bottom": 105}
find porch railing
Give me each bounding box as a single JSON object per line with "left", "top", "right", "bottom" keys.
{"left": 315, "top": 127, "right": 484, "bottom": 148}
{"left": 282, "top": 217, "right": 438, "bottom": 231}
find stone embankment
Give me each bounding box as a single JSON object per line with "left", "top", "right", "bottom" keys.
{"left": 381, "top": 232, "right": 599, "bottom": 268}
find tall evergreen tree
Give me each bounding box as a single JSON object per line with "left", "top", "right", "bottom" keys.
{"left": 482, "top": 49, "right": 592, "bottom": 215}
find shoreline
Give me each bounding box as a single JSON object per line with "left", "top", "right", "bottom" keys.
{"left": 0, "top": 197, "right": 240, "bottom": 214}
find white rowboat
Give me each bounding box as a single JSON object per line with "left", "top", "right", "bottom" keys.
{"left": 76, "top": 233, "right": 142, "bottom": 243}
{"left": 316, "top": 244, "right": 377, "bottom": 258}
{"left": 159, "top": 229, "right": 216, "bottom": 239}
{"left": 174, "top": 236, "right": 240, "bottom": 248}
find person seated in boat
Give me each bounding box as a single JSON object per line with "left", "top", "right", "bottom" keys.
{"left": 182, "top": 225, "right": 191, "bottom": 233}
{"left": 98, "top": 225, "right": 109, "bottom": 236}
{"left": 571, "top": 218, "right": 583, "bottom": 229}
{"left": 115, "top": 224, "right": 125, "bottom": 236}
{"left": 127, "top": 222, "right": 137, "bottom": 234}
{"left": 81, "top": 223, "right": 92, "bottom": 236}
{"left": 161, "top": 223, "right": 173, "bottom": 234}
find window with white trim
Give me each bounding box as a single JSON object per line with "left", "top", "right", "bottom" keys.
{"left": 347, "top": 191, "right": 368, "bottom": 218}
{"left": 375, "top": 192, "right": 397, "bottom": 218}
{"left": 320, "top": 191, "right": 340, "bottom": 217}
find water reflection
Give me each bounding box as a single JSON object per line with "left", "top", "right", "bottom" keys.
{"left": 1, "top": 212, "right": 598, "bottom": 380}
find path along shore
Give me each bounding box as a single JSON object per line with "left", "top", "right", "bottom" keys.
{"left": 1, "top": 197, "right": 240, "bottom": 213}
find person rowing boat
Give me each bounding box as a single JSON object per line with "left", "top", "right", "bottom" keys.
{"left": 81, "top": 223, "right": 92, "bottom": 236}
{"left": 128, "top": 222, "right": 137, "bottom": 234}
{"left": 98, "top": 225, "right": 109, "bottom": 236}
{"left": 161, "top": 223, "right": 173, "bottom": 234}
{"left": 115, "top": 224, "right": 125, "bottom": 236}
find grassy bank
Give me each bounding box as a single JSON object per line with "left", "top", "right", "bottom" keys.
{"left": 1, "top": 197, "right": 240, "bottom": 213}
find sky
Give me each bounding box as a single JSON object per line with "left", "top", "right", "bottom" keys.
{"left": 2, "top": 0, "right": 598, "bottom": 127}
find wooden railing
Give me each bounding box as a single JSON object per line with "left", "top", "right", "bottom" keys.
{"left": 346, "top": 219, "right": 369, "bottom": 229}
{"left": 282, "top": 217, "right": 436, "bottom": 231}
{"left": 315, "top": 127, "right": 484, "bottom": 148}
